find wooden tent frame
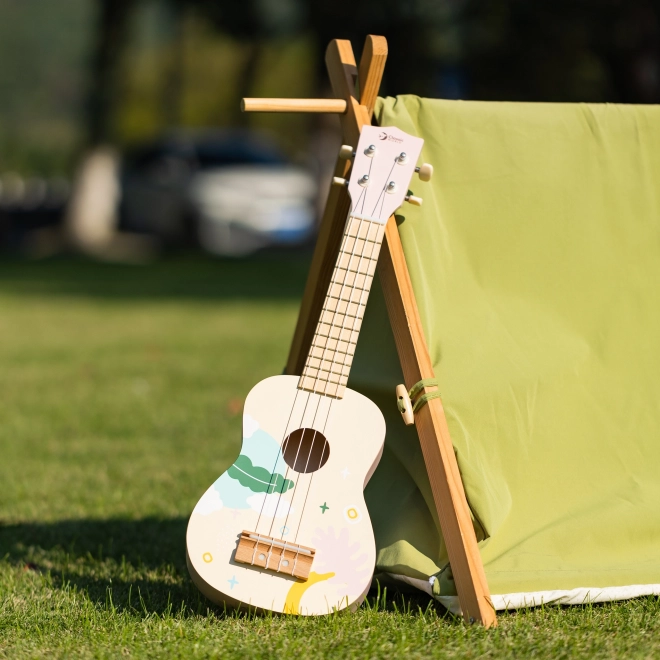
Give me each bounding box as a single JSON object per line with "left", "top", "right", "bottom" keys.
{"left": 243, "top": 35, "right": 496, "bottom": 628}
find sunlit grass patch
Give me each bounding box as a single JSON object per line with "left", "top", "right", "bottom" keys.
{"left": 1, "top": 256, "right": 659, "bottom": 658}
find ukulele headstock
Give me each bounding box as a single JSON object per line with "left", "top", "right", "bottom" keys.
{"left": 335, "top": 125, "right": 428, "bottom": 223}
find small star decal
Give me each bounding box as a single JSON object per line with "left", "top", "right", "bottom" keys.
{"left": 227, "top": 575, "right": 239, "bottom": 590}
{"left": 340, "top": 467, "right": 351, "bottom": 480}
{"left": 320, "top": 502, "right": 329, "bottom": 514}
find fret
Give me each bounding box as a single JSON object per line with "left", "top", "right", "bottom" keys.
{"left": 309, "top": 340, "right": 354, "bottom": 357}
{"left": 328, "top": 282, "right": 372, "bottom": 302}
{"left": 302, "top": 365, "right": 351, "bottom": 383}
{"left": 298, "top": 377, "right": 346, "bottom": 400}
{"left": 323, "top": 298, "right": 364, "bottom": 316}
{"left": 345, "top": 217, "right": 382, "bottom": 241}
{"left": 307, "top": 353, "right": 354, "bottom": 371}
{"left": 337, "top": 252, "right": 378, "bottom": 272}
{"left": 333, "top": 270, "right": 371, "bottom": 289}
{"left": 315, "top": 323, "right": 362, "bottom": 341}
{"left": 336, "top": 259, "right": 378, "bottom": 279}
{"left": 300, "top": 378, "right": 345, "bottom": 399}
{"left": 343, "top": 236, "right": 379, "bottom": 258}
{"left": 299, "top": 214, "right": 386, "bottom": 399}
{"left": 320, "top": 307, "right": 363, "bottom": 324}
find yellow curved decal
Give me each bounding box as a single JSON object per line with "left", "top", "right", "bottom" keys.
{"left": 284, "top": 571, "right": 335, "bottom": 614}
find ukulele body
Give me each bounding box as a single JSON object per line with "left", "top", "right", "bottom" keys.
{"left": 186, "top": 374, "right": 385, "bottom": 615}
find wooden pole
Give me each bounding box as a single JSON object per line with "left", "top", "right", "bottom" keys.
{"left": 249, "top": 34, "right": 496, "bottom": 627}
{"left": 241, "top": 98, "right": 347, "bottom": 113}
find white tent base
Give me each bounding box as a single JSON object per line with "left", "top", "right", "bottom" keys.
{"left": 388, "top": 573, "right": 660, "bottom": 615}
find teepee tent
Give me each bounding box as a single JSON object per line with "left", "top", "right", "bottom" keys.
{"left": 244, "top": 35, "right": 660, "bottom": 625}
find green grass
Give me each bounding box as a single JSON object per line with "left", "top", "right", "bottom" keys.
{"left": 1, "top": 255, "right": 659, "bottom": 658}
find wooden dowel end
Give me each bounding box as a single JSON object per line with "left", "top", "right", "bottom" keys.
{"left": 241, "top": 98, "right": 347, "bottom": 114}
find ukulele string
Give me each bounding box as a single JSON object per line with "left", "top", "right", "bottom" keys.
{"left": 261, "top": 189, "right": 366, "bottom": 540}
{"left": 293, "top": 219, "right": 380, "bottom": 538}
{"left": 368, "top": 159, "right": 397, "bottom": 218}
{"left": 273, "top": 192, "right": 370, "bottom": 541}
{"left": 257, "top": 148, "right": 384, "bottom": 544}
{"left": 271, "top": 202, "right": 368, "bottom": 540}
{"left": 293, "top": 401, "right": 332, "bottom": 544}
{"left": 292, "top": 161, "right": 394, "bottom": 538}
{"left": 254, "top": 386, "right": 308, "bottom": 533}
{"left": 268, "top": 392, "right": 322, "bottom": 539}
{"left": 276, "top": 393, "right": 328, "bottom": 540}
{"left": 252, "top": 154, "right": 397, "bottom": 546}
{"left": 288, "top": 185, "right": 380, "bottom": 542}
{"left": 305, "top": 183, "right": 366, "bottom": 398}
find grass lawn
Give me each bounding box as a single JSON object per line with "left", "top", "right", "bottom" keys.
{"left": 1, "top": 255, "right": 659, "bottom": 659}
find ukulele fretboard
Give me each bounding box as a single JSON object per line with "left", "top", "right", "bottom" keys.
{"left": 299, "top": 215, "right": 386, "bottom": 399}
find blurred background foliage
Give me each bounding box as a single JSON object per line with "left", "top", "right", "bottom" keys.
{"left": 1, "top": 0, "right": 658, "bottom": 176}
{"left": 0, "top": 0, "right": 659, "bottom": 259}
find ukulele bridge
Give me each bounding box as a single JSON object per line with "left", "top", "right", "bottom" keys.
{"left": 235, "top": 530, "right": 315, "bottom": 580}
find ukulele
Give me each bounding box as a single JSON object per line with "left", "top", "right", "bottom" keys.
{"left": 187, "top": 125, "right": 430, "bottom": 615}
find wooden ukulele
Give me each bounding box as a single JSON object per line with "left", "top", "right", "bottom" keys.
{"left": 187, "top": 125, "right": 431, "bottom": 615}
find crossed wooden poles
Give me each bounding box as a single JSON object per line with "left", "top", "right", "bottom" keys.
{"left": 243, "top": 35, "right": 496, "bottom": 628}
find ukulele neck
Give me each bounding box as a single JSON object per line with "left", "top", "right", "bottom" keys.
{"left": 298, "top": 213, "right": 386, "bottom": 399}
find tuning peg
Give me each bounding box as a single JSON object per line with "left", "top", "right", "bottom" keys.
{"left": 338, "top": 145, "right": 354, "bottom": 160}
{"left": 415, "top": 163, "right": 433, "bottom": 182}
{"left": 405, "top": 195, "right": 423, "bottom": 207}
{"left": 332, "top": 177, "right": 348, "bottom": 187}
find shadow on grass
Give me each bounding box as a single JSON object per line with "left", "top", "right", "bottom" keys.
{"left": 0, "top": 517, "right": 189, "bottom": 571}
{"left": 0, "top": 252, "right": 310, "bottom": 302}
{"left": 0, "top": 516, "right": 446, "bottom": 619}
{"left": 0, "top": 517, "right": 207, "bottom": 616}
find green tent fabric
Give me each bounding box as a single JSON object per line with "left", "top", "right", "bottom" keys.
{"left": 349, "top": 96, "right": 660, "bottom": 610}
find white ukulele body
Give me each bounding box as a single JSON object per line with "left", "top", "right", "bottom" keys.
{"left": 186, "top": 375, "right": 385, "bottom": 615}
{"left": 187, "top": 124, "right": 428, "bottom": 616}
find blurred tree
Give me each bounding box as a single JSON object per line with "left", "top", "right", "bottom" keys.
{"left": 308, "top": 0, "right": 660, "bottom": 103}
{"left": 87, "top": 0, "right": 132, "bottom": 146}
{"left": 459, "top": 0, "right": 660, "bottom": 103}
{"left": 3, "top": 0, "right": 660, "bottom": 174}
{"left": 0, "top": 0, "right": 93, "bottom": 174}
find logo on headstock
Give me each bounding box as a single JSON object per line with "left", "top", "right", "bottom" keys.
{"left": 378, "top": 131, "right": 403, "bottom": 143}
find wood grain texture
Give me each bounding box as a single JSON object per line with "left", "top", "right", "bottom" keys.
{"left": 235, "top": 531, "right": 315, "bottom": 580}
{"left": 379, "top": 222, "right": 496, "bottom": 627}
{"left": 357, "top": 35, "right": 388, "bottom": 118}
{"left": 242, "top": 98, "right": 347, "bottom": 113}
{"left": 326, "top": 39, "right": 361, "bottom": 144}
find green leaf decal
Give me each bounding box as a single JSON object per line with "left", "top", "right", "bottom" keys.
{"left": 227, "top": 454, "right": 294, "bottom": 494}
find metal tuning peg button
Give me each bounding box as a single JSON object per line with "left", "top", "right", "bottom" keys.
{"left": 339, "top": 145, "right": 354, "bottom": 160}
{"left": 405, "top": 195, "right": 423, "bottom": 207}
{"left": 415, "top": 163, "right": 433, "bottom": 182}
{"left": 332, "top": 177, "right": 348, "bottom": 187}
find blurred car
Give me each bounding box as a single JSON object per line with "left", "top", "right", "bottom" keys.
{"left": 120, "top": 130, "right": 317, "bottom": 256}
{"left": 0, "top": 173, "right": 70, "bottom": 252}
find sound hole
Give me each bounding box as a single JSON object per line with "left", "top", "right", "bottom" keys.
{"left": 282, "top": 428, "right": 330, "bottom": 474}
